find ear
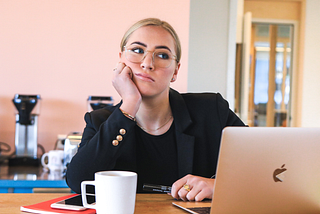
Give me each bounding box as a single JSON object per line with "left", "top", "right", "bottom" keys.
{"left": 170, "top": 63, "right": 180, "bottom": 83}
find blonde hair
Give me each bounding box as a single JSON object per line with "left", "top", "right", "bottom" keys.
{"left": 120, "top": 18, "right": 181, "bottom": 63}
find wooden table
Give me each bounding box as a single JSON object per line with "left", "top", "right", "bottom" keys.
{"left": 0, "top": 193, "right": 192, "bottom": 213}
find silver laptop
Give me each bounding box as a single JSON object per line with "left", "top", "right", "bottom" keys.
{"left": 173, "top": 127, "right": 320, "bottom": 214}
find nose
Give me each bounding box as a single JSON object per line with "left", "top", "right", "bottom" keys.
{"left": 141, "top": 52, "right": 154, "bottom": 71}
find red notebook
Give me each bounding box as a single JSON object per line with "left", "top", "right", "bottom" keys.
{"left": 20, "top": 194, "right": 96, "bottom": 214}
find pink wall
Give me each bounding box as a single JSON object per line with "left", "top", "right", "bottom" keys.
{"left": 0, "top": 0, "right": 189, "bottom": 154}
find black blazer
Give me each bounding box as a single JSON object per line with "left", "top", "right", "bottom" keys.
{"left": 66, "top": 88, "right": 245, "bottom": 193}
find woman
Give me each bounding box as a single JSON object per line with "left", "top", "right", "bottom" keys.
{"left": 66, "top": 18, "right": 245, "bottom": 202}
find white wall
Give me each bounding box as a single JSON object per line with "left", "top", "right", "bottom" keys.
{"left": 188, "top": 1, "right": 231, "bottom": 94}
{"left": 188, "top": 0, "right": 239, "bottom": 109}
{"left": 301, "top": 0, "right": 320, "bottom": 127}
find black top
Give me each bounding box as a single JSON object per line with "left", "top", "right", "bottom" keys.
{"left": 66, "top": 88, "right": 246, "bottom": 193}
{"left": 136, "top": 122, "right": 178, "bottom": 192}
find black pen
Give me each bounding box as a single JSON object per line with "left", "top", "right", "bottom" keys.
{"left": 143, "top": 183, "right": 172, "bottom": 193}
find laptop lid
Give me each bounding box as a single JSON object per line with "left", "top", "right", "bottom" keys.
{"left": 210, "top": 127, "right": 320, "bottom": 214}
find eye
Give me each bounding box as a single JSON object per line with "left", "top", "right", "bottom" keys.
{"left": 130, "top": 47, "right": 144, "bottom": 54}
{"left": 155, "top": 52, "right": 170, "bottom": 60}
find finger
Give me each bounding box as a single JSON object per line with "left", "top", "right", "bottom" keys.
{"left": 171, "top": 176, "right": 189, "bottom": 199}
{"left": 178, "top": 183, "right": 194, "bottom": 201}
{"left": 113, "top": 62, "right": 126, "bottom": 74}
{"left": 113, "top": 62, "right": 120, "bottom": 72}
{"left": 177, "top": 186, "right": 189, "bottom": 201}
{"left": 118, "top": 66, "right": 133, "bottom": 81}
{"left": 186, "top": 187, "right": 201, "bottom": 201}
{"left": 191, "top": 179, "right": 215, "bottom": 201}
{"left": 194, "top": 190, "right": 208, "bottom": 202}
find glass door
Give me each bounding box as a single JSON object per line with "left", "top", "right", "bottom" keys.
{"left": 249, "top": 23, "right": 294, "bottom": 127}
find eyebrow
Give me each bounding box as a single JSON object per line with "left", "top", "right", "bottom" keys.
{"left": 129, "top": 41, "right": 172, "bottom": 53}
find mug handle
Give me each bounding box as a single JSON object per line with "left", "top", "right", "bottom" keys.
{"left": 41, "top": 153, "right": 49, "bottom": 168}
{"left": 81, "top": 181, "right": 96, "bottom": 209}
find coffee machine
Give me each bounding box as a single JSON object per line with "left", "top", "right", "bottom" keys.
{"left": 9, "top": 94, "right": 41, "bottom": 166}
{"left": 87, "top": 96, "right": 113, "bottom": 111}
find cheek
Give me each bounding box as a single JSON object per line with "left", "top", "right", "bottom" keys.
{"left": 119, "top": 53, "right": 137, "bottom": 67}
{"left": 119, "top": 51, "right": 132, "bottom": 64}
{"left": 161, "top": 69, "right": 175, "bottom": 81}
{"left": 167, "top": 66, "right": 177, "bottom": 76}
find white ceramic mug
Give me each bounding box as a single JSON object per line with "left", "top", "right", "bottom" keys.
{"left": 81, "top": 171, "right": 137, "bottom": 214}
{"left": 41, "top": 150, "right": 64, "bottom": 172}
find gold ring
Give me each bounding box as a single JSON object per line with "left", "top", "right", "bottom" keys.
{"left": 183, "top": 184, "right": 191, "bottom": 192}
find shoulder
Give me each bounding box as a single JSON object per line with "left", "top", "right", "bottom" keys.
{"left": 169, "top": 88, "right": 229, "bottom": 112}
{"left": 170, "top": 88, "right": 230, "bottom": 118}
{"left": 89, "top": 105, "right": 115, "bottom": 117}
{"left": 179, "top": 91, "right": 229, "bottom": 110}
{"left": 170, "top": 88, "right": 225, "bottom": 102}
{"left": 181, "top": 92, "right": 225, "bottom": 102}
{"left": 84, "top": 104, "right": 118, "bottom": 128}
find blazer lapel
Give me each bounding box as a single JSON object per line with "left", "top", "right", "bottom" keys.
{"left": 169, "top": 89, "right": 195, "bottom": 178}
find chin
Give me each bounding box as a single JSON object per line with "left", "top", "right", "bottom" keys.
{"left": 135, "top": 82, "right": 153, "bottom": 94}
{"left": 139, "top": 89, "right": 156, "bottom": 98}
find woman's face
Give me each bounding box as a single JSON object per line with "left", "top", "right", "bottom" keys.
{"left": 120, "top": 26, "right": 180, "bottom": 98}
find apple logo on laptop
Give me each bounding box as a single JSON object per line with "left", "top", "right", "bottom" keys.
{"left": 273, "top": 164, "right": 287, "bottom": 182}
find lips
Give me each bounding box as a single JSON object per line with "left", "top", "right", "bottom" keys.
{"left": 134, "top": 73, "right": 155, "bottom": 82}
